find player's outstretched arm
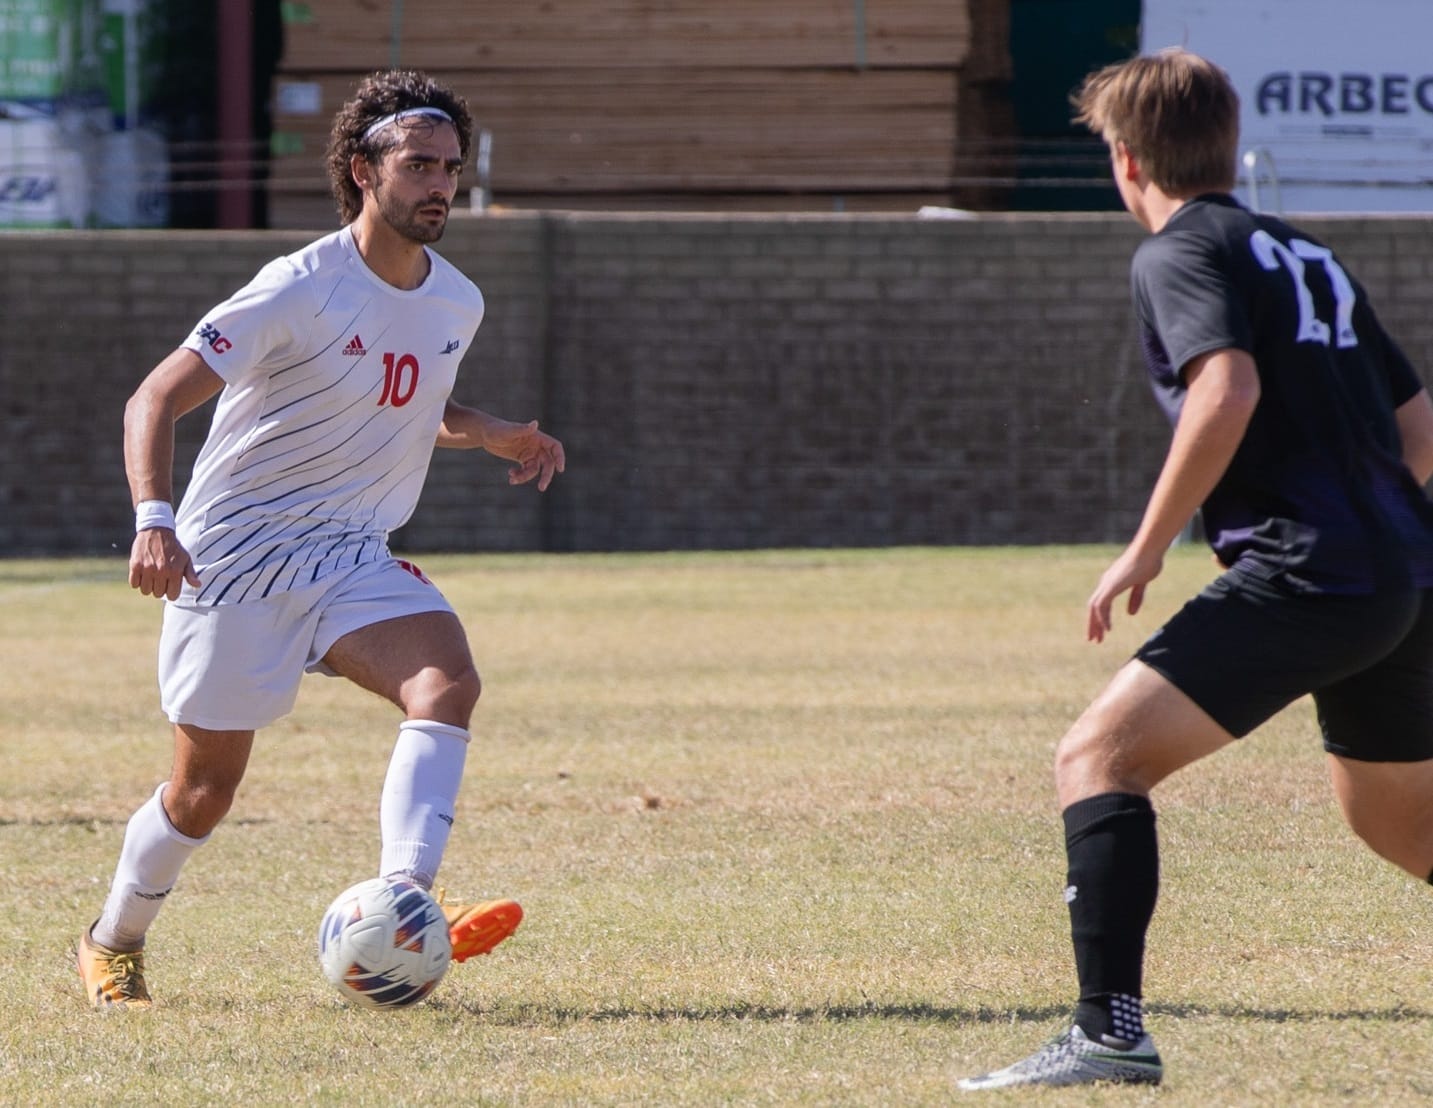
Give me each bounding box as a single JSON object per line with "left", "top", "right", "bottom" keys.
{"left": 1395, "top": 389, "right": 1433, "bottom": 487}
{"left": 1087, "top": 348, "right": 1259, "bottom": 643}
{"left": 124, "top": 348, "right": 223, "bottom": 599}
{"left": 438, "top": 400, "right": 566, "bottom": 491}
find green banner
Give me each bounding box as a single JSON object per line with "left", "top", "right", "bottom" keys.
{"left": 0, "top": 0, "right": 82, "bottom": 101}
{"left": 99, "top": 0, "right": 160, "bottom": 127}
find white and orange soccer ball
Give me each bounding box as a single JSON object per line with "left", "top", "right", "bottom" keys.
{"left": 317, "top": 877, "right": 451, "bottom": 1008}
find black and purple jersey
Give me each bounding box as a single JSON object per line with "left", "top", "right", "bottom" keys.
{"left": 1131, "top": 192, "right": 1433, "bottom": 594}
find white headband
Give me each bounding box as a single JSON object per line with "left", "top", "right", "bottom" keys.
{"left": 363, "top": 107, "right": 454, "bottom": 141}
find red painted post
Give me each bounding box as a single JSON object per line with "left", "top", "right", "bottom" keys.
{"left": 216, "top": 0, "right": 254, "bottom": 228}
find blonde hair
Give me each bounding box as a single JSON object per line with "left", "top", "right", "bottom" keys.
{"left": 1073, "top": 48, "right": 1239, "bottom": 194}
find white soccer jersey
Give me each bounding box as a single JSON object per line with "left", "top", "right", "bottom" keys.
{"left": 175, "top": 225, "right": 484, "bottom": 605}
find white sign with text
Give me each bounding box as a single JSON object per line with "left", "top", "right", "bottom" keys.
{"left": 1142, "top": 0, "right": 1433, "bottom": 212}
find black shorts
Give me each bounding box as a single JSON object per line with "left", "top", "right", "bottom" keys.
{"left": 1134, "top": 569, "right": 1433, "bottom": 762}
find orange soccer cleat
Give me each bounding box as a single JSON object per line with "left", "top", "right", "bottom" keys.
{"left": 434, "top": 893, "right": 523, "bottom": 963}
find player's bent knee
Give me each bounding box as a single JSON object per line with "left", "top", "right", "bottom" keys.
{"left": 1342, "top": 803, "right": 1433, "bottom": 878}
{"left": 1054, "top": 722, "right": 1163, "bottom": 805}
{"left": 446, "top": 665, "right": 481, "bottom": 713}
{"left": 165, "top": 780, "right": 238, "bottom": 838}
{"left": 404, "top": 664, "right": 481, "bottom": 723}
{"left": 1054, "top": 722, "right": 1110, "bottom": 791}
{"left": 1331, "top": 756, "right": 1433, "bottom": 878}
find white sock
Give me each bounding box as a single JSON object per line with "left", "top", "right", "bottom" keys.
{"left": 379, "top": 719, "right": 469, "bottom": 889}
{"left": 93, "top": 783, "right": 208, "bottom": 950}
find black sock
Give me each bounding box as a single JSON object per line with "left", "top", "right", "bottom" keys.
{"left": 1074, "top": 992, "right": 1146, "bottom": 1044}
{"left": 1063, "top": 792, "right": 1158, "bottom": 1042}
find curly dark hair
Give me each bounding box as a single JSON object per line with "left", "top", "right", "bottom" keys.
{"left": 325, "top": 70, "right": 474, "bottom": 224}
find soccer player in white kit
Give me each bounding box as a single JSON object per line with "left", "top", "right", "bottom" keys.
{"left": 77, "top": 70, "right": 565, "bottom": 1008}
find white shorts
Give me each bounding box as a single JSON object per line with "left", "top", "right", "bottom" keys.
{"left": 157, "top": 557, "right": 455, "bottom": 731}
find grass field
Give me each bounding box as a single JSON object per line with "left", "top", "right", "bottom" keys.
{"left": 3, "top": 547, "right": 1432, "bottom": 1105}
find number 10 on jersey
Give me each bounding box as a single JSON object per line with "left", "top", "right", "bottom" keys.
{"left": 378, "top": 352, "right": 419, "bottom": 407}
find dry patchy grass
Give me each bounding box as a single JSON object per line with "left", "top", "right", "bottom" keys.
{"left": 2, "top": 548, "right": 1431, "bottom": 1105}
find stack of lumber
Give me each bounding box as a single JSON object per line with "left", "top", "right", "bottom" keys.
{"left": 267, "top": 0, "right": 1012, "bottom": 223}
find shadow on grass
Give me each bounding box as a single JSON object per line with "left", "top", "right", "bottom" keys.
{"left": 444, "top": 999, "right": 1433, "bottom": 1027}
{"left": 1150, "top": 1000, "right": 1433, "bottom": 1024}
{"left": 451, "top": 1001, "right": 1067, "bottom": 1026}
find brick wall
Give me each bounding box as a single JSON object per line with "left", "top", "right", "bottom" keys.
{"left": 4, "top": 212, "right": 1432, "bottom": 556}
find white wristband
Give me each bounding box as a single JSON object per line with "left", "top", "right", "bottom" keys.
{"left": 135, "top": 499, "right": 177, "bottom": 532}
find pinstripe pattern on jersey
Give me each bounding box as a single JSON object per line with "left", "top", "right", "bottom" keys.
{"left": 174, "top": 227, "right": 483, "bottom": 606}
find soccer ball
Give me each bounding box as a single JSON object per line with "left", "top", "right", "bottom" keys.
{"left": 317, "top": 877, "right": 452, "bottom": 1008}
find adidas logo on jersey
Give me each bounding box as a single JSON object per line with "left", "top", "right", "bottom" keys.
{"left": 342, "top": 334, "right": 366, "bottom": 356}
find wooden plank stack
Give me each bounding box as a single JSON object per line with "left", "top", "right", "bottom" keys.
{"left": 267, "top": 0, "right": 1012, "bottom": 225}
